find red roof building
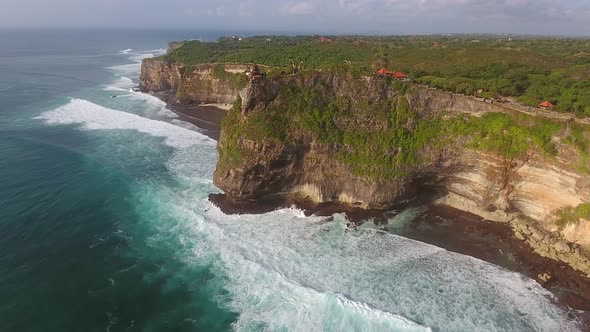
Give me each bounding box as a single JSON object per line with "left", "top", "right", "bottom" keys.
{"left": 376, "top": 68, "right": 390, "bottom": 75}
{"left": 319, "top": 36, "right": 333, "bottom": 43}
{"left": 391, "top": 72, "right": 408, "bottom": 80}
{"left": 539, "top": 100, "right": 554, "bottom": 108}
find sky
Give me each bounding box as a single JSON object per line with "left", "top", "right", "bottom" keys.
{"left": 1, "top": 0, "right": 590, "bottom": 36}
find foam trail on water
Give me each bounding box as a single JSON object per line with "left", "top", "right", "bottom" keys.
{"left": 128, "top": 49, "right": 166, "bottom": 63}
{"left": 105, "top": 48, "right": 165, "bottom": 88}
{"left": 104, "top": 76, "right": 135, "bottom": 91}
{"left": 37, "top": 94, "right": 430, "bottom": 330}
{"left": 103, "top": 48, "right": 177, "bottom": 119}
{"left": 106, "top": 88, "right": 178, "bottom": 119}
{"left": 36, "top": 99, "right": 212, "bottom": 148}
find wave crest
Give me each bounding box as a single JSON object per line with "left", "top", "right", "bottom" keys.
{"left": 36, "top": 99, "right": 213, "bottom": 148}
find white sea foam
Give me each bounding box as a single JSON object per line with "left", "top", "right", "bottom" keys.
{"left": 125, "top": 90, "right": 164, "bottom": 107}
{"left": 195, "top": 206, "right": 577, "bottom": 331}
{"left": 37, "top": 96, "right": 582, "bottom": 331}
{"left": 103, "top": 75, "right": 135, "bottom": 91}
{"left": 102, "top": 85, "right": 127, "bottom": 92}
{"left": 103, "top": 48, "right": 177, "bottom": 118}
{"left": 125, "top": 90, "right": 178, "bottom": 118}
{"left": 100, "top": 86, "right": 178, "bottom": 120}
{"left": 109, "top": 48, "right": 164, "bottom": 77}
{"left": 107, "top": 63, "right": 139, "bottom": 76}
{"left": 128, "top": 49, "right": 165, "bottom": 63}
{"left": 170, "top": 119, "right": 202, "bottom": 130}
{"left": 36, "top": 99, "right": 212, "bottom": 148}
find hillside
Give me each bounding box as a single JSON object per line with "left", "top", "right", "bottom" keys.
{"left": 160, "top": 35, "right": 590, "bottom": 115}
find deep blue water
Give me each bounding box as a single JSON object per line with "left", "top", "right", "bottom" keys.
{"left": 0, "top": 29, "right": 238, "bottom": 332}
{"left": 0, "top": 29, "right": 584, "bottom": 332}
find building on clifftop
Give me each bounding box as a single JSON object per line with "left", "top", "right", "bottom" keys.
{"left": 246, "top": 65, "right": 265, "bottom": 81}
{"left": 539, "top": 100, "right": 554, "bottom": 109}
{"left": 391, "top": 72, "right": 410, "bottom": 81}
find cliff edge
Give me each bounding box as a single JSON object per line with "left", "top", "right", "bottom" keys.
{"left": 139, "top": 58, "right": 249, "bottom": 105}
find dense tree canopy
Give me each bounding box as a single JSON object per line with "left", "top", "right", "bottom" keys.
{"left": 163, "top": 35, "right": 590, "bottom": 116}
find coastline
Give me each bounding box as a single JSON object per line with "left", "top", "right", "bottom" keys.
{"left": 155, "top": 91, "right": 590, "bottom": 315}
{"left": 410, "top": 205, "right": 590, "bottom": 315}
{"left": 149, "top": 91, "right": 227, "bottom": 140}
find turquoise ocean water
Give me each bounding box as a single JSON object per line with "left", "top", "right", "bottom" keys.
{"left": 0, "top": 29, "right": 584, "bottom": 331}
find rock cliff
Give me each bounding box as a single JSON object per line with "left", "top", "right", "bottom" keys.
{"left": 212, "top": 72, "right": 590, "bottom": 274}
{"left": 214, "top": 73, "right": 532, "bottom": 206}
{"left": 139, "top": 59, "right": 248, "bottom": 105}
{"left": 436, "top": 149, "right": 590, "bottom": 274}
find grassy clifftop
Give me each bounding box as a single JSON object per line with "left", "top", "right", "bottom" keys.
{"left": 163, "top": 35, "right": 590, "bottom": 116}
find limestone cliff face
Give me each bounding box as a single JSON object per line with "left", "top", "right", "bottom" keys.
{"left": 139, "top": 59, "right": 247, "bottom": 104}
{"left": 436, "top": 148, "right": 590, "bottom": 274}
{"left": 214, "top": 138, "right": 414, "bottom": 208}
{"left": 215, "top": 75, "right": 441, "bottom": 208}
{"left": 140, "top": 59, "right": 183, "bottom": 92}
{"left": 437, "top": 145, "right": 590, "bottom": 235}
{"left": 214, "top": 75, "right": 522, "bottom": 208}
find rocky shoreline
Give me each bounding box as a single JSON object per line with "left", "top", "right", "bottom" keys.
{"left": 154, "top": 94, "right": 590, "bottom": 315}
{"left": 437, "top": 193, "right": 590, "bottom": 279}
{"left": 142, "top": 90, "right": 227, "bottom": 140}
{"left": 408, "top": 205, "right": 590, "bottom": 316}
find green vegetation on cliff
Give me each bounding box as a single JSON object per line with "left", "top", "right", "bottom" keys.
{"left": 211, "top": 65, "right": 249, "bottom": 90}
{"left": 456, "top": 112, "right": 561, "bottom": 158}
{"left": 561, "top": 123, "right": 590, "bottom": 174}
{"left": 552, "top": 203, "right": 590, "bottom": 229}
{"left": 217, "top": 75, "right": 579, "bottom": 180}
{"left": 164, "top": 35, "right": 590, "bottom": 116}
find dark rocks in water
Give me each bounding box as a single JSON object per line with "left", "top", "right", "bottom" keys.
{"left": 208, "top": 193, "right": 400, "bottom": 224}
{"left": 538, "top": 272, "right": 552, "bottom": 284}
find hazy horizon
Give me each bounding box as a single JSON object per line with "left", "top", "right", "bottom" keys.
{"left": 2, "top": 27, "right": 590, "bottom": 38}
{"left": 2, "top": 0, "right": 590, "bottom": 37}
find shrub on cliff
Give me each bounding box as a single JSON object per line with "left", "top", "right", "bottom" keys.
{"left": 455, "top": 113, "right": 560, "bottom": 158}
{"left": 552, "top": 203, "right": 590, "bottom": 229}
{"left": 211, "top": 65, "right": 249, "bottom": 90}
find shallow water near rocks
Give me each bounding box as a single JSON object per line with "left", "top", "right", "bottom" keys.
{"left": 0, "top": 29, "right": 587, "bottom": 331}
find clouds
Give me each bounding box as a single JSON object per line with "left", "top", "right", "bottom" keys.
{"left": 280, "top": 1, "right": 313, "bottom": 15}
{"left": 0, "top": 0, "right": 589, "bottom": 35}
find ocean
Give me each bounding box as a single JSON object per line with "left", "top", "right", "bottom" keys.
{"left": 0, "top": 29, "right": 584, "bottom": 331}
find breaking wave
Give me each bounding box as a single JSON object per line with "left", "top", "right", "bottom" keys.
{"left": 35, "top": 99, "right": 211, "bottom": 148}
